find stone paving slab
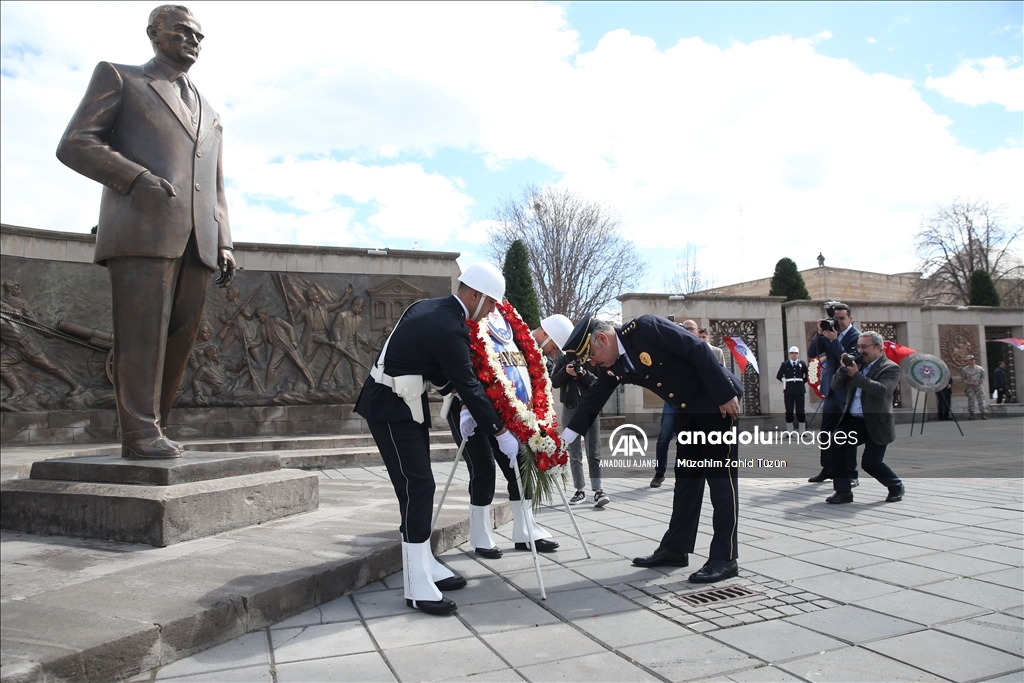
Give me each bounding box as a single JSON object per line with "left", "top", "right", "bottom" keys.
{"left": 4, "top": 417, "right": 1023, "bottom": 683}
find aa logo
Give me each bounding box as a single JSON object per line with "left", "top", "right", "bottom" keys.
{"left": 608, "top": 424, "right": 649, "bottom": 458}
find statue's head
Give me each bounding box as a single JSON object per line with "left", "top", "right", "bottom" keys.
{"left": 351, "top": 297, "right": 365, "bottom": 314}
{"left": 304, "top": 287, "right": 321, "bottom": 305}
{"left": 197, "top": 322, "right": 212, "bottom": 341}
{"left": 255, "top": 308, "right": 269, "bottom": 322}
{"left": 226, "top": 286, "right": 240, "bottom": 300}
{"left": 2, "top": 281, "right": 20, "bottom": 297}
{"left": 147, "top": 5, "right": 202, "bottom": 71}
{"left": 204, "top": 345, "right": 220, "bottom": 362}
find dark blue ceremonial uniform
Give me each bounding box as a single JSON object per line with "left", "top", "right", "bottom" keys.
{"left": 776, "top": 359, "right": 809, "bottom": 425}
{"left": 567, "top": 315, "right": 742, "bottom": 562}
{"left": 807, "top": 325, "right": 860, "bottom": 476}
{"left": 355, "top": 295, "right": 503, "bottom": 544}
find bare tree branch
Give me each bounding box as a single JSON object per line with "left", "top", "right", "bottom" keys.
{"left": 913, "top": 198, "right": 1023, "bottom": 306}
{"left": 486, "top": 185, "right": 647, "bottom": 321}
{"left": 662, "top": 243, "right": 716, "bottom": 294}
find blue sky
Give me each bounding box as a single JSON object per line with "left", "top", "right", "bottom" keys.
{"left": 1, "top": 1, "right": 1020, "bottom": 294}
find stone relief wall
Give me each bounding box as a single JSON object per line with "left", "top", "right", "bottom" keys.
{"left": 1, "top": 254, "right": 446, "bottom": 413}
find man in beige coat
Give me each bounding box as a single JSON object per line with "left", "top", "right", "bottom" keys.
{"left": 56, "top": 5, "right": 234, "bottom": 458}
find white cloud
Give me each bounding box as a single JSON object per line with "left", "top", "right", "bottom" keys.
{"left": 1, "top": 1, "right": 1021, "bottom": 287}
{"left": 926, "top": 57, "right": 1024, "bottom": 111}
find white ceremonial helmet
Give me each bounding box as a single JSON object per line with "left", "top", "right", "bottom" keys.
{"left": 540, "top": 314, "right": 574, "bottom": 351}
{"left": 458, "top": 262, "right": 505, "bottom": 301}
{"left": 789, "top": 346, "right": 800, "bottom": 354}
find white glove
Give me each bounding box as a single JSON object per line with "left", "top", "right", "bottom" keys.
{"left": 495, "top": 430, "right": 520, "bottom": 467}
{"left": 561, "top": 428, "right": 579, "bottom": 444}
{"left": 459, "top": 408, "right": 477, "bottom": 440}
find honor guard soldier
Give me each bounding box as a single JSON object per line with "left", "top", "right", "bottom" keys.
{"left": 355, "top": 263, "right": 520, "bottom": 615}
{"left": 561, "top": 314, "right": 743, "bottom": 583}
{"left": 776, "top": 346, "right": 809, "bottom": 432}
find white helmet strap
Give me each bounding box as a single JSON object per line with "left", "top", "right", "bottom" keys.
{"left": 471, "top": 293, "right": 487, "bottom": 321}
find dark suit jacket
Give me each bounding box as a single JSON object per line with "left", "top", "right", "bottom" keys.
{"left": 355, "top": 296, "right": 503, "bottom": 432}
{"left": 56, "top": 57, "right": 230, "bottom": 268}
{"left": 566, "top": 315, "right": 741, "bottom": 435}
{"left": 832, "top": 354, "right": 900, "bottom": 445}
{"left": 808, "top": 325, "right": 860, "bottom": 408}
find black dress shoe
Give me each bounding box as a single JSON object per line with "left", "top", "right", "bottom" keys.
{"left": 406, "top": 598, "right": 457, "bottom": 615}
{"left": 515, "top": 539, "right": 559, "bottom": 552}
{"left": 826, "top": 492, "right": 854, "bottom": 504}
{"left": 886, "top": 484, "right": 905, "bottom": 502}
{"left": 689, "top": 559, "right": 738, "bottom": 583}
{"left": 122, "top": 435, "right": 181, "bottom": 459}
{"left": 808, "top": 470, "right": 831, "bottom": 483}
{"left": 632, "top": 548, "right": 689, "bottom": 568}
{"left": 475, "top": 546, "right": 503, "bottom": 559}
{"left": 650, "top": 473, "right": 665, "bottom": 488}
{"left": 434, "top": 575, "right": 467, "bottom": 591}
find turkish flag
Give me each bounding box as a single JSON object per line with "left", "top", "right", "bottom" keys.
{"left": 996, "top": 338, "right": 1024, "bottom": 351}
{"left": 723, "top": 337, "right": 759, "bottom": 374}
{"left": 883, "top": 341, "right": 916, "bottom": 364}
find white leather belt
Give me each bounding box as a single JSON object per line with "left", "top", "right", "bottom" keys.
{"left": 370, "top": 365, "right": 426, "bottom": 424}
{"left": 785, "top": 378, "right": 804, "bottom": 383}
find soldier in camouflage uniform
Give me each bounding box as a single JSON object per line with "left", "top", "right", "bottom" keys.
{"left": 961, "top": 355, "right": 988, "bottom": 420}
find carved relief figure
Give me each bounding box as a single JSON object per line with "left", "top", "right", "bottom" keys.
{"left": 1, "top": 281, "right": 87, "bottom": 402}
{"left": 292, "top": 284, "right": 352, "bottom": 366}
{"left": 318, "top": 296, "right": 372, "bottom": 392}
{"left": 191, "top": 345, "right": 255, "bottom": 405}
{"left": 217, "top": 285, "right": 259, "bottom": 363}
{"left": 251, "top": 307, "right": 315, "bottom": 391}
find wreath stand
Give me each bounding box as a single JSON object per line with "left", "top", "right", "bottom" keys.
{"left": 431, "top": 444, "right": 592, "bottom": 600}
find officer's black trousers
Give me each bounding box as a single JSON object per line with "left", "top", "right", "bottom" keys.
{"left": 659, "top": 412, "right": 739, "bottom": 561}
{"left": 783, "top": 392, "right": 806, "bottom": 424}
{"left": 367, "top": 418, "right": 434, "bottom": 544}
{"left": 445, "top": 396, "right": 525, "bottom": 504}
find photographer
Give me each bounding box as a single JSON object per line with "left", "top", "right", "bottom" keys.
{"left": 551, "top": 351, "right": 609, "bottom": 507}
{"left": 825, "top": 331, "right": 904, "bottom": 504}
{"left": 806, "top": 302, "right": 860, "bottom": 484}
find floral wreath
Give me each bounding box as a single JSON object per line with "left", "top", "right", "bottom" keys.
{"left": 807, "top": 357, "right": 824, "bottom": 399}
{"left": 467, "top": 301, "right": 569, "bottom": 493}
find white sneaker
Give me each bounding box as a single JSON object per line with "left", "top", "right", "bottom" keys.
{"left": 594, "top": 491, "right": 610, "bottom": 507}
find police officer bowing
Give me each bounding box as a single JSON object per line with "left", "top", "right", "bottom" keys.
{"left": 561, "top": 315, "right": 743, "bottom": 583}
{"left": 355, "top": 263, "right": 520, "bottom": 615}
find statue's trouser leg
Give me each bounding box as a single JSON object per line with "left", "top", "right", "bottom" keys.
{"left": 108, "top": 235, "right": 210, "bottom": 443}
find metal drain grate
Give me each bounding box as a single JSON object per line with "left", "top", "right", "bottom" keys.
{"left": 679, "top": 585, "right": 758, "bottom": 607}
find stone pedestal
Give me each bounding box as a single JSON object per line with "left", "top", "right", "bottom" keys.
{"left": 0, "top": 453, "right": 319, "bottom": 546}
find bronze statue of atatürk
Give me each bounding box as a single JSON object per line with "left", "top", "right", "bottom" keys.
{"left": 56, "top": 5, "right": 235, "bottom": 458}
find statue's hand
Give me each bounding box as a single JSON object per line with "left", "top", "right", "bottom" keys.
{"left": 134, "top": 171, "right": 176, "bottom": 197}
{"left": 216, "top": 249, "right": 236, "bottom": 287}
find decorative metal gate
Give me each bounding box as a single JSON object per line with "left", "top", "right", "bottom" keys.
{"left": 986, "top": 327, "right": 1017, "bottom": 404}
{"left": 860, "top": 323, "right": 901, "bottom": 408}
{"left": 708, "top": 320, "right": 761, "bottom": 416}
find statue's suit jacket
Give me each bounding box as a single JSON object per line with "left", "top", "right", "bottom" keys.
{"left": 56, "top": 57, "right": 231, "bottom": 267}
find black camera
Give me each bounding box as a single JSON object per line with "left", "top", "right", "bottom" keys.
{"left": 819, "top": 300, "right": 845, "bottom": 333}
{"left": 569, "top": 358, "right": 598, "bottom": 388}
{"left": 841, "top": 350, "right": 863, "bottom": 368}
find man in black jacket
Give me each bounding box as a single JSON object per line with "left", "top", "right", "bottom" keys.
{"left": 562, "top": 314, "right": 742, "bottom": 583}
{"left": 355, "top": 263, "right": 519, "bottom": 615}
{"left": 551, "top": 350, "right": 609, "bottom": 508}
{"left": 776, "top": 346, "right": 809, "bottom": 432}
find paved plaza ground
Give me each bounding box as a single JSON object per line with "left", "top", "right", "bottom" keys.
{"left": 135, "top": 419, "right": 1021, "bottom": 682}
{"left": 2, "top": 418, "right": 1022, "bottom": 682}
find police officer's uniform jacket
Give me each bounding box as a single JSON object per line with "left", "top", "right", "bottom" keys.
{"left": 776, "top": 359, "right": 808, "bottom": 395}
{"left": 566, "top": 315, "right": 740, "bottom": 435}
{"left": 355, "top": 295, "right": 503, "bottom": 544}
{"left": 566, "top": 315, "right": 742, "bottom": 561}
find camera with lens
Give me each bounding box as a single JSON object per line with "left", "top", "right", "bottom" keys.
{"left": 841, "top": 350, "right": 863, "bottom": 368}
{"left": 819, "top": 300, "right": 845, "bottom": 333}
{"left": 568, "top": 357, "right": 598, "bottom": 388}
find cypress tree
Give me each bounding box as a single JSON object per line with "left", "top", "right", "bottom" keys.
{"left": 769, "top": 257, "right": 811, "bottom": 302}
{"left": 502, "top": 239, "right": 541, "bottom": 328}
{"left": 968, "top": 269, "right": 1000, "bottom": 306}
